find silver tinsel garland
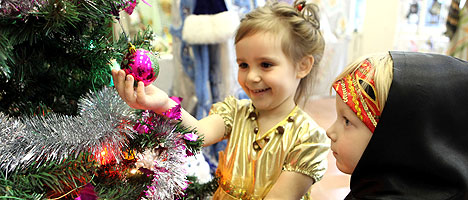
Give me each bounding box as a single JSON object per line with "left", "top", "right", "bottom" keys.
{"left": 140, "top": 129, "right": 189, "bottom": 200}
{"left": 0, "top": 86, "right": 198, "bottom": 199}
{"left": 0, "top": 87, "right": 136, "bottom": 172}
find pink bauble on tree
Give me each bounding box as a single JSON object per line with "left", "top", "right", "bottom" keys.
{"left": 120, "top": 44, "right": 159, "bottom": 86}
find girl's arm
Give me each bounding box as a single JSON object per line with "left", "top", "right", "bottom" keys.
{"left": 264, "top": 171, "right": 314, "bottom": 200}
{"left": 180, "top": 108, "right": 227, "bottom": 146}
{"left": 111, "top": 69, "right": 226, "bottom": 146}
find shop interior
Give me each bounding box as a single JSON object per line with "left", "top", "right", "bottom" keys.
{"left": 116, "top": 0, "right": 462, "bottom": 198}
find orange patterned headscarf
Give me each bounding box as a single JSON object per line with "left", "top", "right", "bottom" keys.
{"left": 333, "top": 60, "right": 381, "bottom": 133}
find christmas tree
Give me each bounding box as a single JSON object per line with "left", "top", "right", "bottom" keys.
{"left": 0, "top": 0, "right": 212, "bottom": 199}
{"left": 0, "top": 0, "right": 149, "bottom": 116}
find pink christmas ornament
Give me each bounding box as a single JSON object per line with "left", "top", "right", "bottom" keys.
{"left": 121, "top": 47, "right": 159, "bottom": 86}
{"left": 123, "top": 0, "right": 137, "bottom": 15}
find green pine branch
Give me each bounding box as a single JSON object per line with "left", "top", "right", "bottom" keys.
{"left": 0, "top": 152, "right": 96, "bottom": 199}
{"left": 0, "top": 34, "right": 13, "bottom": 76}
{"left": 183, "top": 176, "right": 219, "bottom": 200}
{"left": 94, "top": 172, "right": 152, "bottom": 199}
{"left": 175, "top": 121, "right": 204, "bottom": 155}
{"left": 0, "top": 0, "right": 155, "bottom": 117}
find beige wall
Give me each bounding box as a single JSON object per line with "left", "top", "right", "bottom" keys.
{"left": 348, "top": 0, "right": 400, "bottom": 62}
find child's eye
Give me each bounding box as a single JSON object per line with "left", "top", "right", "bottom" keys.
{"left": 260, "top": 62, "right": 273, "bottom": 68}
{"left": 238, "top": 63, "right": 248, "bottom": 69}
{"left": 344, "top": 117, "right": 351, "bottom": 126}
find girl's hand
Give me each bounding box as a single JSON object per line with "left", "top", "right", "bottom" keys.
{"left": 111, "top": 69, "right": 174, "bottom": 113}
{"left": 112, "top": 69, "right": 227, "bottom": 147}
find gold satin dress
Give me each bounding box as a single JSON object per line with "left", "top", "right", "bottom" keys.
{"left": 209, "top": 96, "right": 330, "bottom": 200}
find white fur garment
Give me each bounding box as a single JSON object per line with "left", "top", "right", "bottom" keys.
{"left": 182, "top": 11, "right": 240, "bottom": 44}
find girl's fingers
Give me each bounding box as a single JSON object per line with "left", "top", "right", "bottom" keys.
{"left": 114, "top": 70, "right": 127, "bottom": 100}
{"left": 112, "top": 70, "right": 146, "bottom": 110}
{"left": 124, "top": 75, "right": 136, "bottom": 104}
{"left": 111, "top": 69, "right": 118, "bottom": 81}
{"left": 136, "top": 81, "right": 147, "bottom": 106}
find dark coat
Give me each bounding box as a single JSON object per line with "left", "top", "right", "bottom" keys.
{"left": 346, "top": 51, "right": 468, "bottom": 200}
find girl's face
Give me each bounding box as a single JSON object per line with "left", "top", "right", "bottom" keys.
{"left": 326, "top": 95, "right": 373, "bottom": 174}
{"left": 235, "top": 32, "right": 301, "bottom": 114}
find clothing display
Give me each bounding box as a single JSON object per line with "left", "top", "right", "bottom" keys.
{"left": 445, "top": 0, "right": 460, "bottom": 39}
{"left": 176, "top": 0, "right": 242, "bottom": 175}
{"left": 346, "top": 51, "right": 468, "bottom": 199}
{"left": 447, "top": 1, "right": 468, "bottom": 60}
{"left": 179, "top": 0, "right": 239, "bottom": 119}
{"left": 210, "top": 96, "right": 330, "bottom": 199}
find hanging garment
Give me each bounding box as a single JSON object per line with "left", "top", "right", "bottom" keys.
{"left": 445, "top": 0, "right": 460, "bottom": 39}
{"left": 230, "top": 0, "right": 256, "bottom": 16}
{"left": 181, "top": 0, "right": 240, "bottom": 119}
{"left": 346, "top": 51, "right": 468, "bottom": 199}
{"left": 447, "top": 1, "right": 468, "bottom": 60}
{"left": 429, "top": 0, "right": 442, "bottom": 16}
{"left": 180, "top": 0, "right": 241, "bottom": 173}
{"left": 170, "top": 0, "right": 197, "bottom": 113}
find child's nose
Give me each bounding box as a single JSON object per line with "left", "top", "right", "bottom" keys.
{"left": 326, "top": 122, "right": 337, "bottom": 141}
{"left": 247, "top": 69, "right": 261, "bottom": 82}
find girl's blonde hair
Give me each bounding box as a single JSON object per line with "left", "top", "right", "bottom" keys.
{"left": 333, "top": 52, "right": 394, "bottom": 112}
{"left": 235, "top": 0, "right": 325, "bottom": 106}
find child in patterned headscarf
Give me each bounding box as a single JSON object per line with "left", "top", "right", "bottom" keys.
{"left": 327, "top": 51, "right": 468, "bottom": 199}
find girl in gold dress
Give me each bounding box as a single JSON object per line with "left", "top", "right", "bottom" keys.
{"left": 111, "top": 1, "right": 329, "bottom": 199}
